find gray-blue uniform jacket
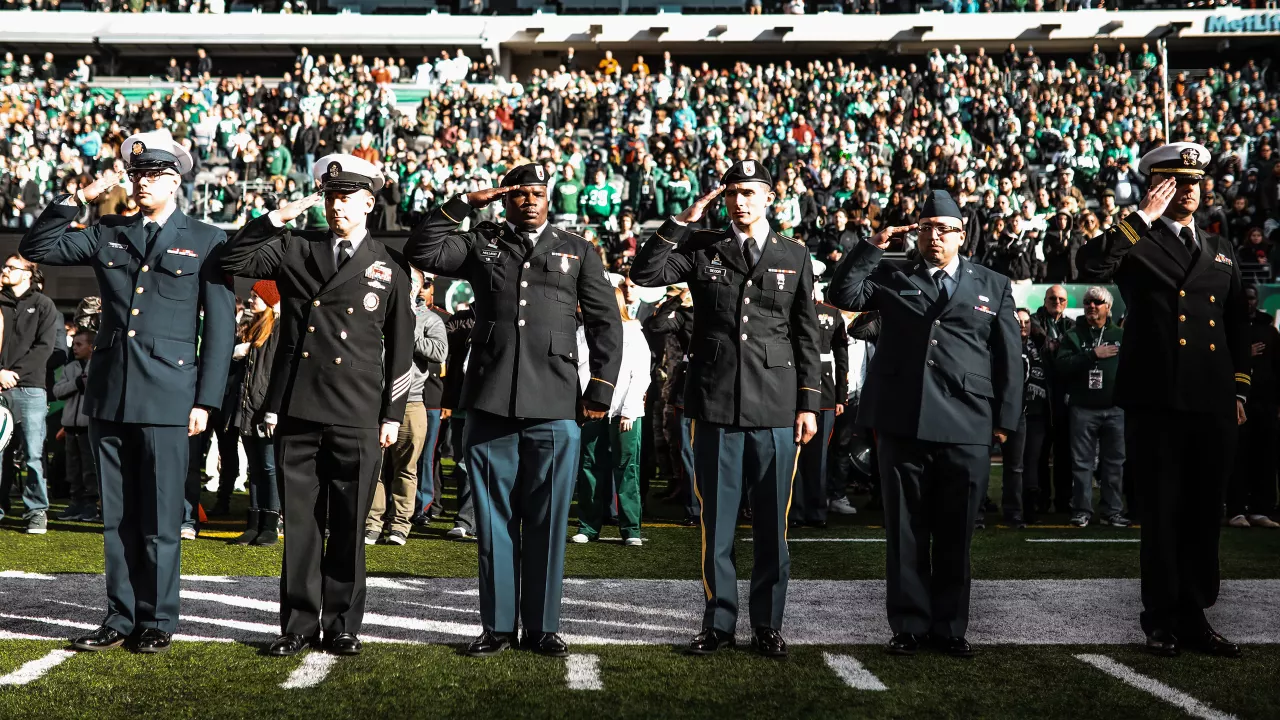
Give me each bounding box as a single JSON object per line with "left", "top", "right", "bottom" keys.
{"left": 20, "top": 198, "right": 236, "bottom": 426}
{"left": 828, "top": 241, "right": 1023, "bottom": 445}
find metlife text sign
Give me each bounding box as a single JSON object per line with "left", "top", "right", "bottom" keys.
{"left": 1205, "top": 12, "right": 1280, "bottom": 33}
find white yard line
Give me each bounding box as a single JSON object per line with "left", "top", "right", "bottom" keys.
{"left": 1025, "top": 539, "right": 1140, "bottom": 543}
{"left": 1075, "top": 654, "right": 1239, "bottom": 720}
{"left": 180, "top": 576, "right": 236, "bottom": 583}
{"left": 559, "top": 597, "right": 698, "bottom": 621}
{"left": 565, "top": 654, "right": 603, "bottom": 691}
{"left": 745, "top": 538, "right": 886, "bottom": 543}
{"left": 0, "top": 650, "right": 74, "bottom": 686}
{"left": 823, "top": 652, "right": 888, "bottom": 691}
{"left": 0, "top": 571, "right": 56, "bottom": 580}
{"left": 280, "top": 653, "right": 338, "bottom": 690}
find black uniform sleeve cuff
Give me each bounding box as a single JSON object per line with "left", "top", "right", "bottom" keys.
{"left": 440, "top": 195, "right": 473, "bottom": 225}
{"left": 655, "top": 219, "right": 692, "bottom": 247}
{"left": 1116, "top": 212, "right": 1149, "bottom": 245}
{"left": 797, "top": 387, "right": 822, "bottom": 414}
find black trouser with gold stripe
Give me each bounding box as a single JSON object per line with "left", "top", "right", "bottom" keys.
{"left": 693, "top": 422, "right": 798, "bottom": 633}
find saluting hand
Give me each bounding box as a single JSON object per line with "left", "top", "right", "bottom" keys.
{"left": 275, "top": 191, "right": 325, "bottom": 224}
{"left": 81, "top": 170, "right": 121, "bottom": 203}
{"left": 795, "top": 411, "right": 817, "bottom": 445}
{"left": 1137, "top": 178, "right": 1178, "bottom": 220}
{"left": 674, "top": 186, "right": 725, "bottom": 225}
{"left": 464, "top": 186, "right": 514, "bottom": 208}
{"left": 870, "top": 224, "right": 918, "bottom": 250}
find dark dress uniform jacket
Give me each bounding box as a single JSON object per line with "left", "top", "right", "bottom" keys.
{"left": 828, "top": 242, "right": 1023, "bottom": 445}
{"left": 629, "top": 219, "right": 823, "bottom": 428}
{"left": 1079, "top": 214, "right": 1250, "bottom": 416}
{"left": 20, "top": 199, "right": 236, "bottom": 425}
{"left": 815, "top": 302, "right": 850, "bottom": 410}
{"left": 221, "top": 215, "right": 414, "bottom": 429}
{"left": 404, "top": 195, "right": 622, "bottom": 420}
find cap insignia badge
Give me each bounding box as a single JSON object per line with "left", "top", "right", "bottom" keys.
{"left": 742, "top": 160, "right": 756, "bottom": 176}
{"left": 328, "top": 162, "right": 341, "bottom": 177}
{"left": 1180, "top": 148, "right": 1199, "bottom": 167}
{"left": 131, "top": 142, "right": 145, "bottom": 156}
{"left": 535, "top": 166, "right": 546, "bottom": 181}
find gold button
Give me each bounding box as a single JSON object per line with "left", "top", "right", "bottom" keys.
{"left": 746, "top": 280, "right": 753, "bottom": 287}
{"left": 524, "top": 262, "right": 530, "bottom": 269}
{"left": 1179, "top": 339, "right": 1187, "bottom": 346}
{"left": 131, "top": 309, "right": 139, "bottom": 316}
{"left": 519, "top": 299, "right": 527, "bottom": 306}
{"left": 743, "top": 298, "right": 751, "bottom": 305}
{"left": 308, "top": 326, "right": 315, "bottom": 333}
{"left": 334, "top": 358, "right": 342, "bottom": 365}
{"left": 313, "top": 300, "right": 321, "bottom": 307}
{"left": 1179, "top": 315, "right": 1186, "bottom": 322}
{"left": 340, "top": 331, "right": 347, "bottom": 340}
{"left": 136, "top": 287, "right": 144, "bottom": 294}
{"left": 741, "top": 333, "right": 748, "bottom": 341}
{"left": 127, "top": 330, "right": 136, "bottom": 337}
{"left": 1210, "top": 295, "right": 1216, "bottom": 303}
{"left": 1209, "top": 320, "right": 1216, "bottom": 327}
{"left": 141, "top": 265, "right": 149, "bottom": 272}
{"left": 1210, "top": 344, "right": 1216, "bottom": 351}
{"left": 521, "top": 281, "right": 528, "bottom": 288}
{"left": 302, "top": 352, "right": 310, "bottom": 358}
{"left": 742, "top": 316, "right": 749, "bottom": 323}
{"left": 347, "top": 308, "right": 354, "bottom": 315}
{"left": 107, "top": 261, "right": 114, "bottom": 267}
{"left": 1179, "top": 290, "right": 1186, "bottom": 297}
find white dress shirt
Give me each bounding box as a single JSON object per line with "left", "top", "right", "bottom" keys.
{"left": 1133, "top": 209, "right": 1197, "bottom": 249}
{"left": 729, "top": 222, "right": 767, "bottom": 260}
{"left": 928, "top": 254, "right": 961, "bottom": 297}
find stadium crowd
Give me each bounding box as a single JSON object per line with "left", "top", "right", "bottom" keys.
{"left": 2, "top": 42, "right": 1280, "bottom": 537}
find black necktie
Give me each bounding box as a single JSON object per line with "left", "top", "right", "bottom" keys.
{"left": 1179, "top": 226, "right": 1199, "bottom": 262}
{"left": 743, "top": 239, "right": 761, "bottom": 269}
{"left": 932, "top": 270, "right": 950, "bottom": 304}
{"left": 143, "top": 222, "right": 160, "bottom": 252}
{"left": 523, "top": 232, "right": 537, "bottom": 253}
{"left": 336, "top": 239, "right": 352, "bottom": 269}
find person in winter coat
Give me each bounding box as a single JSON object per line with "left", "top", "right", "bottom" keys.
{"left": 572, "top": 286, "right": 651, "bottom": 545}
{"left": 1041, "top": 211, "right": 1086, "bottom": 283}
{"left": 53, "top": 329, "right": 98, "bottom": 522}
{"left": 230, "top": 281, "right": 282, "bottom": 546}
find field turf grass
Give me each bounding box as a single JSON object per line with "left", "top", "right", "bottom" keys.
{"left": 2, "top": 463, "right": 1278, "bottom": 719}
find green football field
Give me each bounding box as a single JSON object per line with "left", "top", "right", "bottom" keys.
{"left": 1, "top": 465, "right": 1277, "bottom": 720}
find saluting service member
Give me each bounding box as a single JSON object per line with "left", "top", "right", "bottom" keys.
{"left": 791, "top": 291, "right": 849, "bottom": 529}
{"left": 630, "top": 160, "right": 822, "bottom": 659}
{"left": 828, "top": 190, "right": 1022, "bottom": 659}
{"left": 1079, "top": 143, "right": 1249, "bottom": 658}
{"left": 21, "top": 130, "right": 236, "bottom": 654}
{"left": 221, "top": 154, "right": 413, "bottom": 658}
{"left": 405, "top": 164, "right": 622, "bottom": 659}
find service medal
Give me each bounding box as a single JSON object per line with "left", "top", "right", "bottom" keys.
{"left": 561, "top": 255, "right": 570, "bottom": 273}
{"left": 363, "top": 292, "right": 380, "bottom": 311}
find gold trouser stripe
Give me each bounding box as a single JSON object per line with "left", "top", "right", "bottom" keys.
{"left": 784, "top": 444, "right": 802, "bottom": 543}
{"left": 689, "top": 420, "right": 712, "bottom": 602}
{"left": 440, "top": 205, "right": 463, "bottom": 224}
{"left": 1118, "top": 221, "right": 1141, "bottom": 246}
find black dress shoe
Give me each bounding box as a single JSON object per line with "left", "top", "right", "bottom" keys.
{"left": 464, "top": 630, "right": 517, "bottom": 658}
{"left": 1182, "top": 627, "right": 1241, "bottom": 658}
{"left": 71, "top": 625, "right": 128, "bottom": 652}
{"left": 1145, "top": 629, "right": 1179, "bottom": 657}
{"left": 522, "top": 632, "right": 569, "bottom": 658}
{"left": 268, "top": 633, "right": 314, "bottom": 657}
{"left": 681, "top": 516, "right": 701, "bottom": 528}
{"left": 885, "top": 632, "right": 919, "bottom": 656}
{"left": 325, "top": 633, "right": 362, "bottom": 656}
{"left": 928, "top": 634, "right": 973, "bottom": 658}
{"left": 686, "top": 628, "right": 736, "bottom": 655}
{"left": 132, "top": 628, "right": 172, "bottom": 654}
{"left": 750, "top": 627, "right": 788, "bottom": 658}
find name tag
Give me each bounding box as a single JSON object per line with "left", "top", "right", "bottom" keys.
{"left": 704, "top": 266, "right": 727, "bottom": 277}
{"left": 108, "top": 242, "right": 128, "bottom": 250}
{"left": 899, "top": 289, "right": 922, "bottom": 296}
{"left": 478, "top": 248, "right": 504, "bottom": 262}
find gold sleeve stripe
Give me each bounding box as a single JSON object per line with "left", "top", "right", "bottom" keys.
{"left": 440, "top": 205, "right": 464, "bottom": 224}
{"left": 1118, "top": 221, "right": 1141, "bottom": 245}
{"left": 800, "top": 387, "right": 821, "bottom": 393}
{"left": 590, "top": 377, "right": 616, "bottom": 388}
{"left": 655, "top": 232, "right": 678, "bottom": 246}
{"left": 1235, "top": 374, "right": 1252, "bottom": 385}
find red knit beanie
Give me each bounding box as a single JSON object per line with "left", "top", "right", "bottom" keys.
{"left": 252, "top": 280, "right": 281, "bottom": 307}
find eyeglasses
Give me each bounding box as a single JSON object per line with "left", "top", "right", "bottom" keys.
{"left": 1083, "top": 298, "right": 1108, "bottom": 306}
{"left": 1046, "top": 296, "right": 1067, "bottom": 304}
{"left": 3, "top": 264, "right": 28, "bottom": 273}
{"left": 127, "top": 169, "right": 177, "bottom": 183}
{"left": 918, "top": 223, "right": 962, "bottom": 236}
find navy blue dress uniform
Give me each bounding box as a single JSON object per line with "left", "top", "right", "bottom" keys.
{"left": 630, "top": 160, "right": 823, "bottom": 652}
{"left": 791, "top": 299, "right": 849, "bottom": 527}
{"left": 20, "top": 130, "right": 236, "bottom": 649}
{"left": 404, "top": 164, "right": 622, "bottom": 653}
{"left": 828, "top": 190, "right": 1022, "bottom": 653}
{"left": 1078, "top": 143, "right": 1249, "bottom": 656}
{"left": 221, "top": 154, "right": 414, "bottom": 652}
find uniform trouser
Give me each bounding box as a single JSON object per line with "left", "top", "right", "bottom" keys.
{"left": 792, "top": 409, "right": 836, "bottom": 524}
{"left": 91, "top": 419, "right": 188, "bottom": 635}
{"left": 370, "top": 403, "right": 427, "bottom": 536}
{"left": 652, "top": 396, "right": 674, "bottom": 483}
{"left": 466, "top": 411, "right": 579, "bottom": 634}
{"left": 693, "top": 422, "right": 797, "bottom": 633}
{"left": 576, "top": 416, "right": 643, "bottom": 539}
{"left": 451, "top": 416, "right": 477, "bottom": 532}
{"left": 412, "top": 409, "right": 442, "bottom": 517}
{"left": 1227, "top": 405, "right": 1278, "bottom": 517}
{"left": 276, "top": 418, "right": 382, "bottom": 638}
{"left": 65, "top": 428, "right": 99, "bottom": 504}
{"left": 1128, "top": 411, "right": 1236, "bottom": 636}
{"left": 878, "top": 433, "right": 988, "bottom": 638}
{"left": 998, "top": 413, "right": 1027, "bottom": 520}
{"left": 1069, "top": 406, "right": 1126, "bottom": 519}
{"left": 211, "top": 410, "right": 240, "bottom": 507}
{"left": 0, "top": 387, "right": 48, "bottom": 520}
{"left": 679, "top": 412, "right": 699, "bottom": 518}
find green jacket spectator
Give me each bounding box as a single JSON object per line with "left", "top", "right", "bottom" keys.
{"left": 1056, "top": 313, "right": 1123, "bottom": 409}
{"left": 583, "top": 176, "right": 621, "bottom": 224}
{"left": 553, "top": 174, "right": 585, "bottom": 217}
